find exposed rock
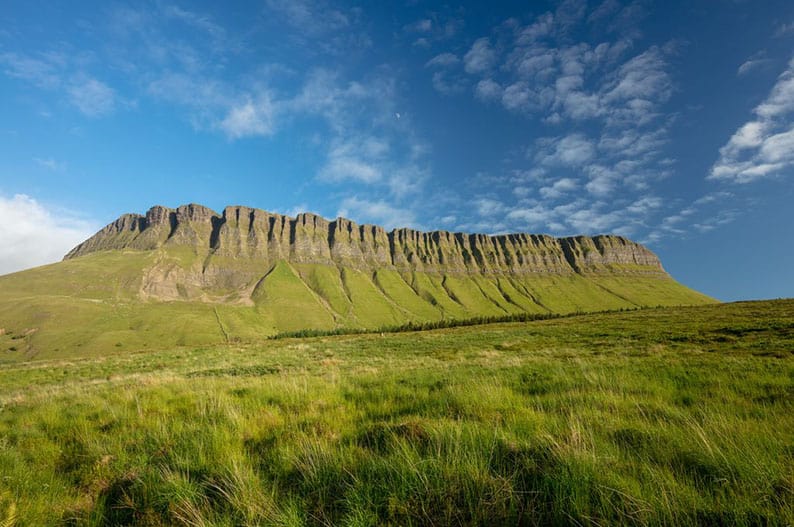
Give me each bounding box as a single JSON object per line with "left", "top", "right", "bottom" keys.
{"left": 67, "top": 204, "right": 665, "bottom": 275}
{"left": 64, "top": 204, "right": 667, "bottom": 301}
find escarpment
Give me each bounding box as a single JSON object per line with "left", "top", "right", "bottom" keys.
{"left": 0, "top": 202, "right": 714, "bottom": 355}
{"left": 65, "top": 203, "right": 664, "bottom": 277}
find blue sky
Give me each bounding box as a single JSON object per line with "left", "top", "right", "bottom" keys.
{"left": 1, "top": 0, "right": 793, "bottom": 301}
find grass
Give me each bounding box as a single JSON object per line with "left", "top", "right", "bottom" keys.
{"left": 0, "top": 249, "right": 714, "bottom": 358}
{"left": 0, "top": 300, "right": 791, "bottom": 525}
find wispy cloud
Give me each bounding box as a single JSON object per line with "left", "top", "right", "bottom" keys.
{"left": 0, "top": 194, "right": 97, "bottom": 275}
{"left": 293, "top": 69, "right": 430, "bottom": 203}
{"left": 161, "top": 4, "right": 228, "bottom": 45}
{"left": 711, "top": 57, "right": 794, "bottom": 183}
{"left": 425, "top": 53, "right": 465, "bottom": 94}
{"left": 535, "top": 134, "right": 596, "bottom": 167}
{"left": 774, "top": 21, "right": 794, "bottom": 38}
{"left": 464, "top": 37, "right": 497, "bottom": 74}
{"left": 33, "top": 157, "right": 66, "bottom": 171}
{"left": 641, "top": 191, "right": 740, "bottom": 243}
{"left": 272, "top": 203, "right": 310, "bottom": 218}
{"left": 427, "top": 2, "right": 682, "bottom": 240}
{"left": 403, "top": 14, "right": 464, "bottom": 48}
{"left": 68, "top": 76, "right": 116, "bottom": 117}
{"left": 425, "top": 53, "right": 459, "bottom": 68}
{"left": 262, "top": 0, "right": 369, "bottom": 54}
{"left": 318, "top": 137, "right": 387, "bottom": 184}
{"left": 404, "top": 19, "right": 433, "bottom": 33}
{"left": 737, "top": 51, "right": 773, "bottom": 76}
{"left": 337, "top": 196, "right": 419, "bottom": 230}
{"left": 218, "top": 95, "right": 276, "bottom": 139}
{"left": 0, "top": 51, "right": 120, "bottom": 117}
{"left": 0, "top": 51, "right": 62, "bottom": 88}
{"left": 264, "top": 0, "right": 351, "bottom": 34}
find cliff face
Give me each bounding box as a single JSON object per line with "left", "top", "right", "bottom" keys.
{"left": 65, "top": 203, "right": 664, "bottom": 276}
{"left": 0, "top": 204, "right": 712, "bottom": 356}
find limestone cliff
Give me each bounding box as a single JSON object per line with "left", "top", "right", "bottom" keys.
{"left": 65, "top": 203, "right": 664, "bottom": 276}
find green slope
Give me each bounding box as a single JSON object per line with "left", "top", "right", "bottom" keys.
{"left": 0, "top": 249, "right": 715, "bottom": 359}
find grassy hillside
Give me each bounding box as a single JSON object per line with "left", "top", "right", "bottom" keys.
{"left": 0, "top": 300, "right": 791, "bottom": 525}
{"left": 0, "top": 249, "right": 714, "bottom": 359}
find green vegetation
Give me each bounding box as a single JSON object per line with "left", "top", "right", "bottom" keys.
{"left": 0, "top": 300, "right": 791, "bottom": 525}
{"left": 269, "top": 307, "right": 636, "bottom": 339}
{"left": 0, "top": 249, "right": 713, "bottom": 359}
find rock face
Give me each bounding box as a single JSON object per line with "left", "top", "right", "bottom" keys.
{"left": 66, "top": 203, "right": 664, "bottom": 276}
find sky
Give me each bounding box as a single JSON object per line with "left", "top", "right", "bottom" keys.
{"left": 1, "top": 0, "right": 793, "bottom": 301}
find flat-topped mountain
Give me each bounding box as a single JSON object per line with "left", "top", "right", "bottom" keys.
{"left": 0, "top": 203, "right": 714, "bottom": 359}
{"left": 67, "top": 202, "right": 663, "bottom": 274}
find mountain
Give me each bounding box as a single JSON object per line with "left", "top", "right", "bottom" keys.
{"left": 0, "top": 204, "right": 714, "bottom": 359}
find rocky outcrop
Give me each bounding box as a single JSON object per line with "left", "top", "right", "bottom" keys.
{"left": 65, "top": 204, "right": 665, "bottom": 277}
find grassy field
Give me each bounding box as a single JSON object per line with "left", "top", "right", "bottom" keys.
{"left": 0, "top": 300, "right": 792, "bottom": 525}
{"left": 0, "top": 250, "right": 713, "bottom": 358}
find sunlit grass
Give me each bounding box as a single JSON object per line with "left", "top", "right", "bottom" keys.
{"left": 0, "top": 250, "right": 713, "bottom": 359}
{"left": 0, "top": 300, "right": 791, "bottom": 525}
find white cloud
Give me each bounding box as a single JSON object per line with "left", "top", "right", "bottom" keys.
{"left": 0, "top": 194, "right": 97, "bottom": 275}
{"left": 425, "top": 53, "right": 459, "bottom": 68}
{"left": 464, "top": 37, "right": 496, "bottom": 74}
{"left": 554, "top": 0, "right": 588, "bottom": 30}
{"left": 517, "top": 13, "right": 554, "bottom": 43}
{"left": 68, "top": 76, "right": 116, "bottom": 117}
{"left": 291, "top": 69, "right": 382, "bottom": 125}
{"left": 737, "top": 52, "right": 773, "bottom": 76}
{"left": 535, "top": 133, "right": 595, "bottom": 167}
{"left": 148, "top": 71, "right": 282, "bottom": 140}
{"left": 475, "top": 78, "right": 502, "bottom": 101}
{"left": 507, "top": 206, "right": 554, "bottom": 225}
{"left": 539, "top": 177, "right": 578, "bottom": 199}
{"left": 318, "top": 136, "right": 390, "bottom": 184}
{"left": 425, "top": 52, "right": 466, "bottom": 95}
{"left": 291, "top": 69, "right": 432, "bottom": 223}
{"left": 437, "top": 6, "right": 684, "bottom": 240}
{"left": 711, "top": 58, "right": 794, "bottom": 183}
{"left": 219, "top": 95, "right": 276, "bottom": 139}
{"left": 388, "top": 165, "right": 426, "bottom": 198}
{"left": 337, "top": 197, "right": 418, "bottom": 230}
{"left": 475, "top": 198, "right": 505, "bottom": 216}
{"left": 585, "top": 173, "right": 616, "bottom": 197}
{"left": 513, "top": 186, "right": 531, "bottom": 198}
{"left": 321, "top": 157, "right": 381, "bottom": 183}
{"left": 273, "top": 203, "right": 310, "bottom": 218}
{"left": 430, "top": 71, "right": 465, "bottom": 94}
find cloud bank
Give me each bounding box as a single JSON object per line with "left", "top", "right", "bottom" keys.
{"left": 711, "top": 58, "right": 794, "bottom": 183}
{"left": 0, "top": 194, "right": 98, "bottom": 276}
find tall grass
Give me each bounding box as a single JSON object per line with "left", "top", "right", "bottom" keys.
{"left": 0, "top": 300, "right": 791, "bottom": 525}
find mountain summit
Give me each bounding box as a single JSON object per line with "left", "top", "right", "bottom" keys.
{"left": 0, "top": 204, "right": 713, "bottom": 358}
{"left": 67, "top": 203, "right": 664, "bottom": 287}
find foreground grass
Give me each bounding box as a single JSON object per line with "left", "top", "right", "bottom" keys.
{"left": 0, "top": 300, "right": 792, "bottom": 525}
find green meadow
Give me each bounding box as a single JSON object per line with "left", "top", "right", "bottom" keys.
{"left": 0, "top": 300, "right": 792, "bottom": 525}
{"left": 0, "top": 251, "right": 712, "bottom": 359}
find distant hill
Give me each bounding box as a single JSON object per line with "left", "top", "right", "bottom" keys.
{"left": 0, "top": 204, "right": 714, "bottom": 359}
